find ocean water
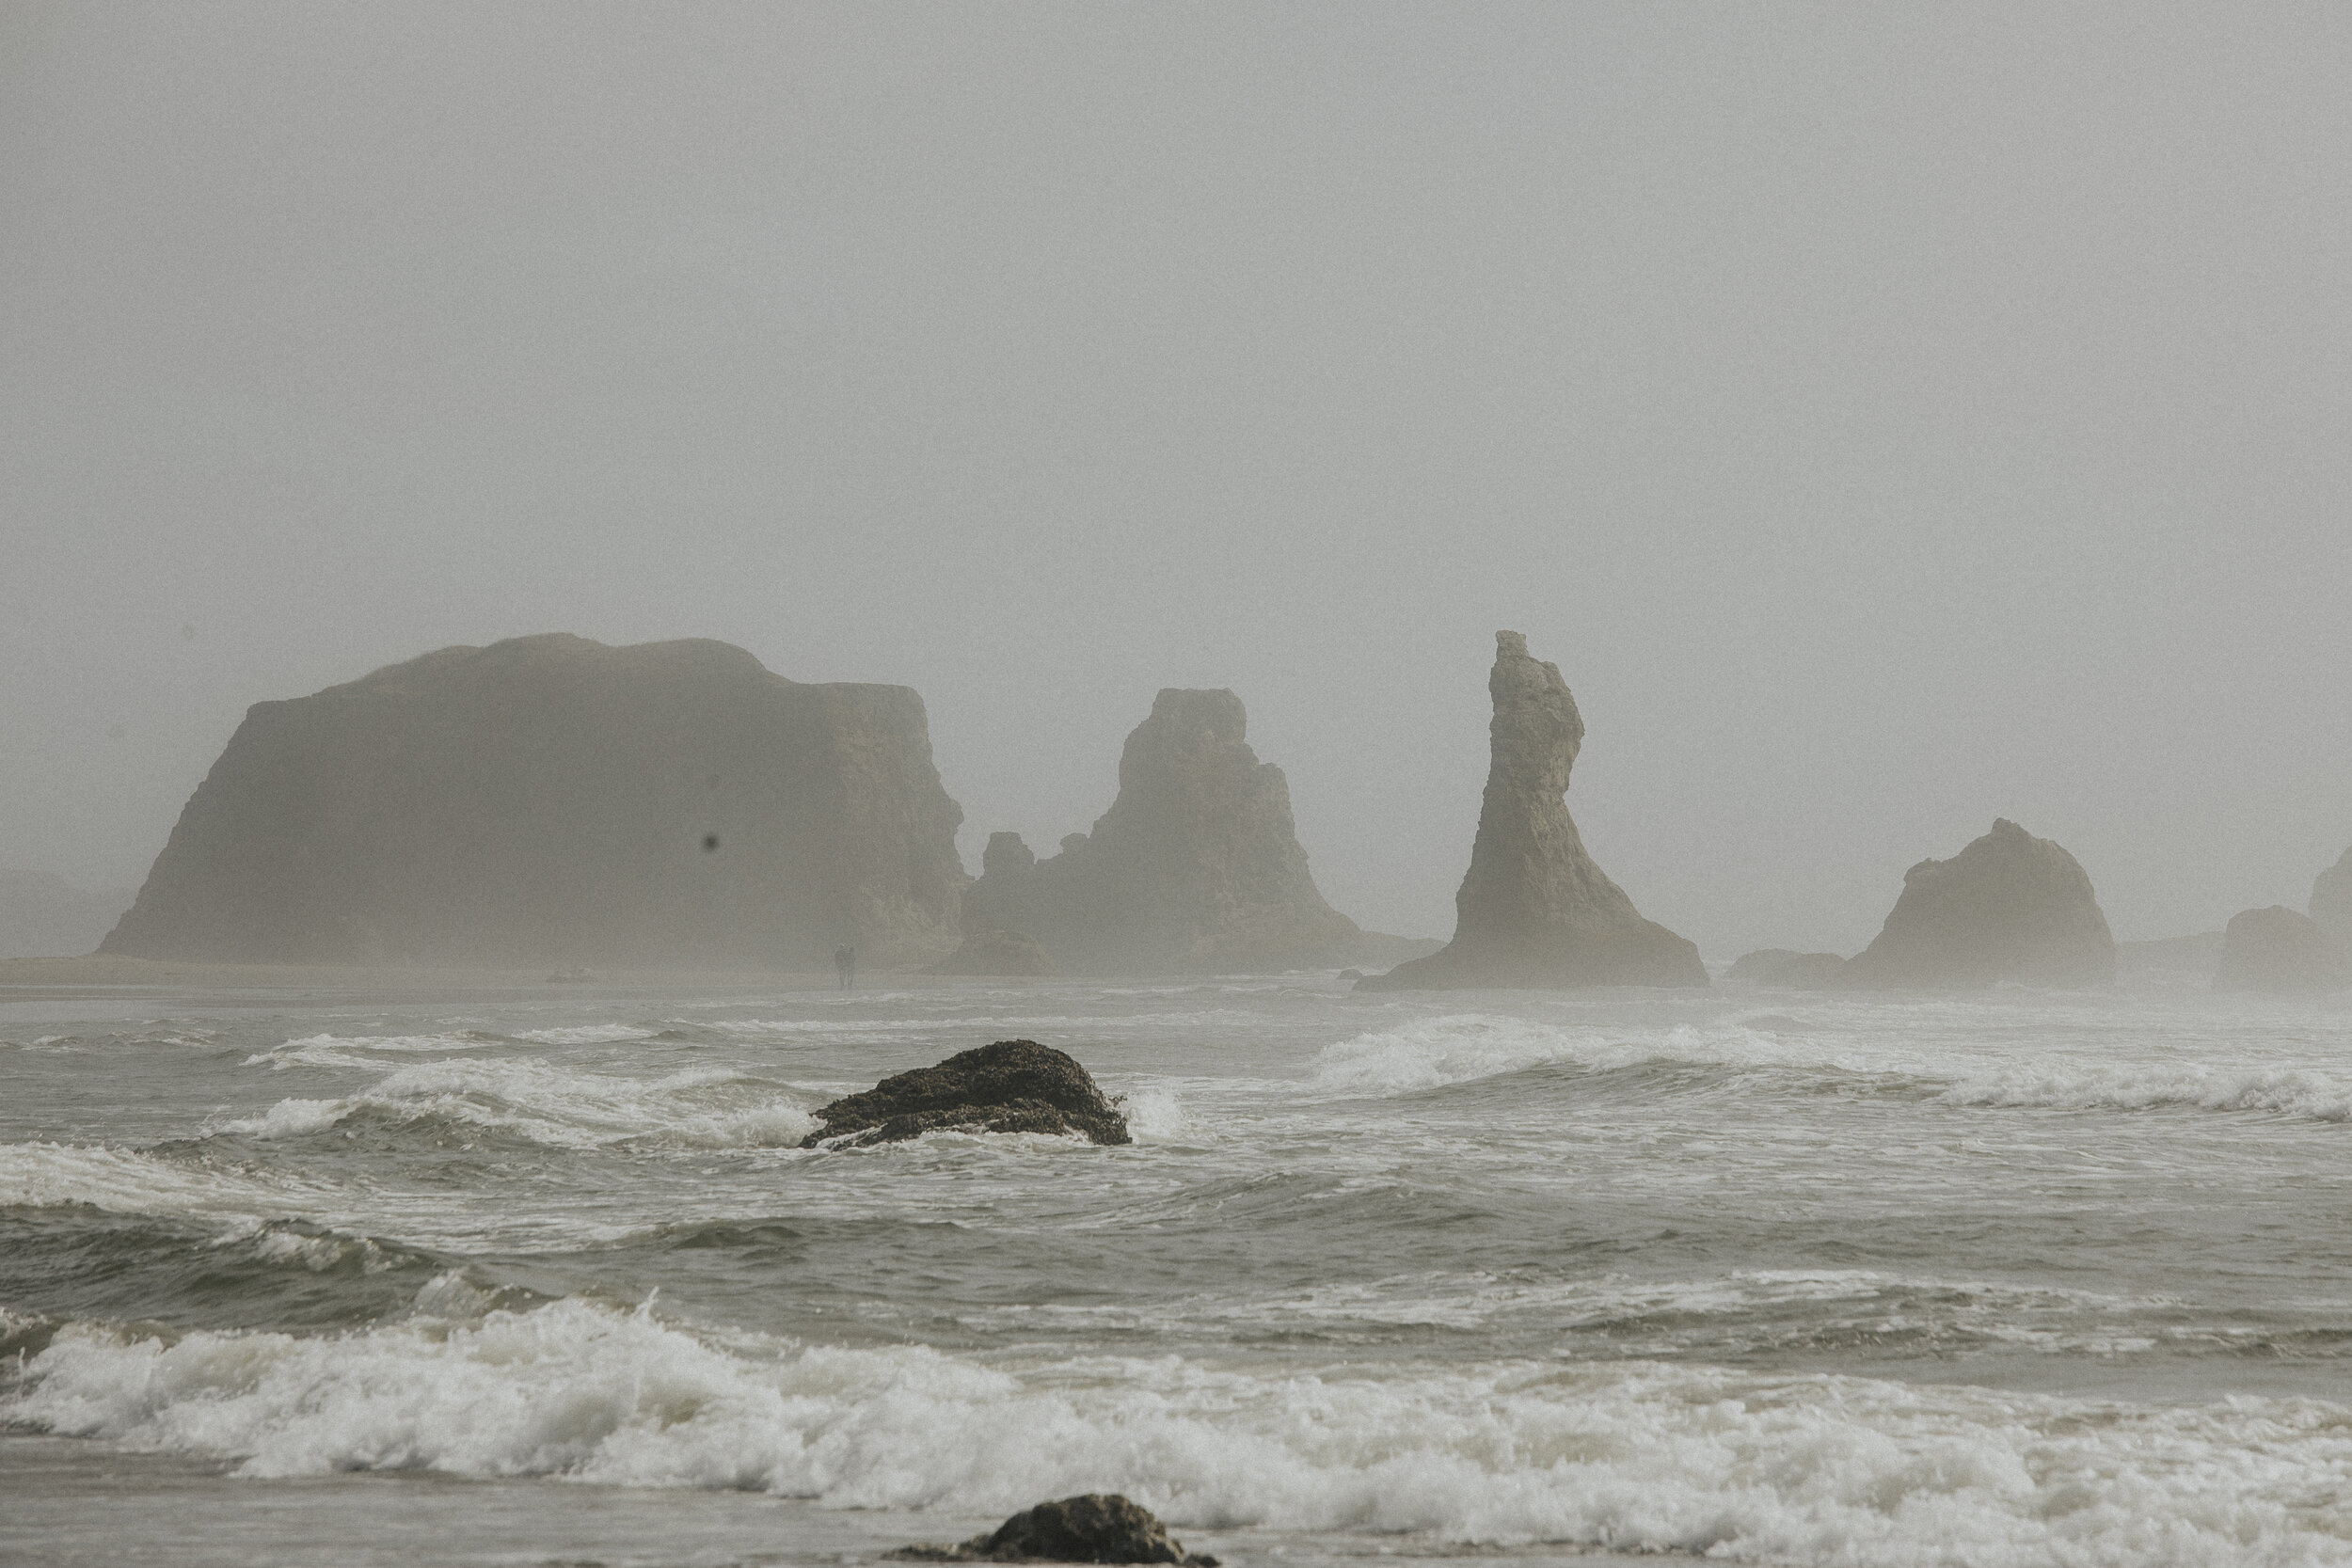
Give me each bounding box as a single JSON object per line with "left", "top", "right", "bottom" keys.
{"left": 5, "top": 974, "right": 2352, "bottom": 1566}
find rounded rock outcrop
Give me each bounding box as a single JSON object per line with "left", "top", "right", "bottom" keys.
{"left": 2311, "top": 847, "right": 2352, "bottom": 947}
{"left": 799, "top": 1040, "right": 1129, "bottom": 1148}
{"left": 2213, "top": 906, "right": 2349, "bottom": 993}
{"left": 1838, "top": 819, "right": 2115, "bottom": 990}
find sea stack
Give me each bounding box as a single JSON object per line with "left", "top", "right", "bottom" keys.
{"left": 2311, "top": 847, "right": 2352, "bottom": 945}
{"left": 1358, "top": 632, "right": 1706, "bottom": 990}
{"left": 1838, "top": 818, "right": 2115, "bottom": 989}
{"left": 2213, "top": 906, "right": 2349, "bottom": 993}
{"left": 936, "top": 689, "right": 1366, "bottom": 974}
{"left": 102, "top": 635, "right": 966, "bottom": 968}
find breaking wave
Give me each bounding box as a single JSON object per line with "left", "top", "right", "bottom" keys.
{"left": 211, "top": 1055, "right": 819, "bottom": 1150}
{"left": 7, "top": 1298, "right": 2350, "bottom": 1565}
{"left": 1311, "top": 1014, "right": 2352, "bottom": 1124}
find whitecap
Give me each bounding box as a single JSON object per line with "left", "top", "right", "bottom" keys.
{"left": 9, "top": 1300, "right": 2352, "bottom": 1564}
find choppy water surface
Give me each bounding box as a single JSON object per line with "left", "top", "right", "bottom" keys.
{"left": 6, "top": 975, "right": 2352, "bottom": 1566}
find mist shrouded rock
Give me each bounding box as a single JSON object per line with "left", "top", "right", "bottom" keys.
{"left": 0, "top": 870, "right": 135, "bottom": 959}
{"left": 101, "top": 635, "right": 965, "bottom": 968}
{"left": 2213, "top": 905, "right": 2349, "bottom": 993}
{"left": 942, "top": 689, "right": 1368, "bottom": 974}
{"left": 2312, "top": 847, "right": 2352, "bottom": 945}
{"left": 1839, "top": 818, "right": 2115, "bottom": 989}
{"left": 1359, "top": 631, "right": 1706, "bottom": 990}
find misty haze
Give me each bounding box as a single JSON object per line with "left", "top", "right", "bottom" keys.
{"left": 5, "top": 7, "right": 2351, "bottom": 1567}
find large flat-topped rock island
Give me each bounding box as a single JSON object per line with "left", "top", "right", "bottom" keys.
{"left": 102, "top": 634, "right": 966, "bottom": 969}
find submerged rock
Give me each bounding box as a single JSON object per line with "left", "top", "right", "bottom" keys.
{"left": 2212, "top": 906, "right": 2349, "bottom": 993}
{"left": 1727, "top": 948, "right": 1847, "bottom": 988}
{"left": 1839, "top": 819, "right": 2115, "bottom": 990}
{"left": 2312, "top": 847, "right": 2352, "bottom": 946}
{"left": 895, "top": 1494, "right": 1215, "bottom": 1564}
{"left": 957, "top": 689, "right": 1370, "bottom": 974}
{"left": 1359, "top": 632, "right": 1706, "bottom": 990}
{"left": 799, "top": 1040, "right": 1130, "bottom": 1148}
{"left": 101, "top": 634, "right": 965, "bottom": 969}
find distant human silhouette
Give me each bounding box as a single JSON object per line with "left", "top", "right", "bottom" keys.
{"left": 834, "top": 943, "right": 855, "bottom": 989}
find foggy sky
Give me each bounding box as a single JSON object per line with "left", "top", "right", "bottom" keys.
{"left": 6, "top": 2, "right": 2349, "bottom": 957}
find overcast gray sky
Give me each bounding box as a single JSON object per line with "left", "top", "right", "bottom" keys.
{"left": 6, "top": 2, "right": 2348, "bottom": 956}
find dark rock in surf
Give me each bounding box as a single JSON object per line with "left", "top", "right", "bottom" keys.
{"left": 800, "top": 1039, "right": 1130, "bottom": 1148}
{"left": 1358, "top": 632, "right": 1707, "bottom": 990}
{"left": 1727, "top": 948, "right": 1846, "bottom": 988}
{"left": 2312, "top": 847, "right": 2352, "bottom": 946}
{"left": 1838, "top": 819, "right": 2115, "bottom": 990}
{"left": 893, "top": 1493, "right": 1215, "bottom": 1564}
{"left": 2212, "top": 906, "right": 2350, "bottom": 993}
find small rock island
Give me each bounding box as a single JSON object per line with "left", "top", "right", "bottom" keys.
{"left": 800, "top": 1040, "right": 1131, "bottom": 1148}
{"left": 1838, "top": 818, "right": 2115, "bottom": 989}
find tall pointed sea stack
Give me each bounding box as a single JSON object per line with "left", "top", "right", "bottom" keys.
{"left": 103, "top": 635, "right": 966, "bottom": 968}
{"left": 1359, "top": 632, "right": 1706, "bottom": 990}
{"left": 939, "top": 688, "right": 1367, "bottom": 974}
{"left": 1838, "top": 818, "right": 2114, "bottom": 989}
{"left": 2312, "top": 847, "right": 2352, "bottom": 945}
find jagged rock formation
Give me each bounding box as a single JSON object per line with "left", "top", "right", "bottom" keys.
{"left": 1839, "top": 818, "right": 2115, "bottom": 989}
{"left": 2312, "top": 847, "right": 2352, "bottom": 945}
{"left": 896, "top": 1494, "right": 1216, "bottom": 1564}
{"left": 1359, "top": 632, "right": 1706, "bottom": 990}
{"left": 0, "top": 870, "right": 135, "bottom": 959}
{"left": 1727, "top": 948, "right": 1847, "bottom": 987}
{"left": 801, "top": 1040, "right": 1130, "bottom": 1148}
{"left": 102, "top": 635, "right": 964, "bottom": 968}
{"left": 955, "top": 689, "right": 1368, "bottom": 974}
{"left": 2213, "top": 906, "right": 2349, "bottom": 992}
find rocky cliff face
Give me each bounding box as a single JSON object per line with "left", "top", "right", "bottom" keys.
{"left": 2213, "top": 905, "right": 2349, "bottom": 992}
{"left": 1359, "top": 632, "right": 1706, "bottom": 990}
{"left": 943, "top": 689, "right": 1366, "bottom": 974}
{"left": 1839, "top": 818, "right": 2115, "bottom": 989}
{"left": 2312, "top": 847, "right": 2352, "bottom": 945}
{"left": 103, "top": 634, "right": 965, "bottom": 968}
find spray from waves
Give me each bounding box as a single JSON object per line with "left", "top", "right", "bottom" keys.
{"left": 211, "top": 1057, "right": 819, "bottom": 1150}
{"left": 8, "top": 1298, "right": 2351, "bottom": 1566}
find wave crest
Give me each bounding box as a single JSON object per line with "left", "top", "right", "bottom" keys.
{"left": 8, "top": 1299, "right": 2352, "bottom": 1564}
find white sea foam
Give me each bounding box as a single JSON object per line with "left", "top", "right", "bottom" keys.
{"left": 8, "top": 1299, "right": 2351, "bottom": 1565}
{"left": 0, "top": 1142, "right": 324, "bottom": 1218}
{"left": 248, "top": 1033, "right": 494, "bottom": 1069}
